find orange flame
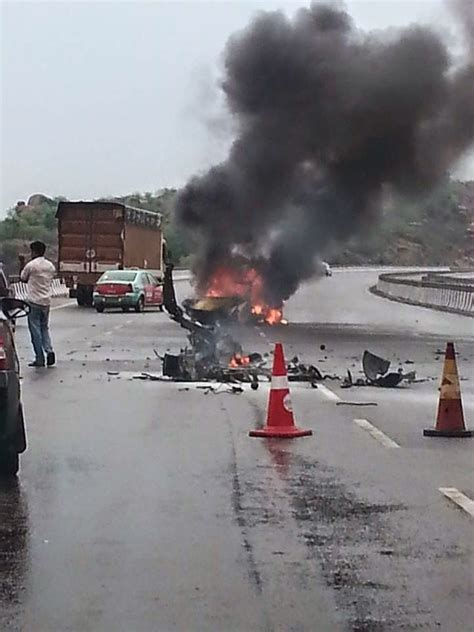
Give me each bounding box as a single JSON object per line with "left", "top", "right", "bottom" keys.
{"left": 204, "top": 264, "right": 285, "bottom": 326}
{"left": 265, "top": 307, "right": 283, "bottom": 325}
{"left": 206, "top": 267, "right": 254, "bottom": 298}
{"left": 251, "top": 304, "right": 284, "bottom": 325}
{"left": 229, "top": 353, "right": 251, "bottom": 368}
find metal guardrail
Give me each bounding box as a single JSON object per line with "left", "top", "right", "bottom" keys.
{"left": 421, "top": 270, "right": 474, "bottom": 286}
{"left": 11, "top": 279, "right": 69, "bottom": 301}
{"left": 374, "top": 270, "right": 474, "bottom": 316}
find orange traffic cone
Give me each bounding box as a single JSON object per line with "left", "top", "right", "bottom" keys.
{"left": 424, "top": 342, "right": 473, "bottom": 437}
{"left": 249, "top": 343, "right": 312, "bottom": 438}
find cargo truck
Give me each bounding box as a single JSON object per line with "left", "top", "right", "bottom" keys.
{"left": 57, "top": 201, "right": 166, "bottom": 306}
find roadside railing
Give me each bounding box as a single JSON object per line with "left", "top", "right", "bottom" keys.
{"left": 374, "top": 270, "right": 474, "bottom": 316}
{"left": 11, "top": 279, "right": 69, "bottom": 301}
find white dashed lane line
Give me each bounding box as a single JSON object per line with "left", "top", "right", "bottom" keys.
{"left": 317, "top": 384, "right": 342, "bottom": 401}
{"left": 50, "top": 302, "right": 74, "bottom": 311}
{"left": 104, "top": 321, "right": 131, "bottom": 336}
{"left": 439, "top": 488, "right": 474, "bottom": 518}
{"left": 353, "top": 418, "right": 400, "bottom": 448}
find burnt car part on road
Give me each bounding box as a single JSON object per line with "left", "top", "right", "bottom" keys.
{"left": 342, "top": 350, "right": 416, "bottom": 388}
{"left": 162, "top": 264, "right": 262, "bottom": 383}
{"left": 162, "top": 265, "right": 342, "bottom": 387}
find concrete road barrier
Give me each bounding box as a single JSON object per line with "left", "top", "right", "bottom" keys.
{"left": 373, "top": 270, "right": 474, "bottom": 316}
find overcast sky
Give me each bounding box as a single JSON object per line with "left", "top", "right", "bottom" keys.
{"left": 1, "top": 0, "right": 473, "bottom": 214}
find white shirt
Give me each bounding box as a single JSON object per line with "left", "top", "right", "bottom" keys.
{"left": 20, "top": 256, "right": 56, "bottom": 306}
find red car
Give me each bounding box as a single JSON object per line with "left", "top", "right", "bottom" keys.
{"left": 93, "top": 269, "right": 164, "bottom": 313}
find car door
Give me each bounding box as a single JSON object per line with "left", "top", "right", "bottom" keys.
{"left": 148, "top": 273, "right": 163, "bottom": 305}
{"left": 142, "top": 273, "right": 155, "bottom": 306}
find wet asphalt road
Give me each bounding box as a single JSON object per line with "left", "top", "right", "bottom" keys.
{"left": 1, "top": 269, "right": 473, "bottom": 631}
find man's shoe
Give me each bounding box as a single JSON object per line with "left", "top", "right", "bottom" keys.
{"left": 29, "top": 361, "right": 45, "bottom": 368}
{"left": 47, "top": 352, "right": 56, "bottom": 367}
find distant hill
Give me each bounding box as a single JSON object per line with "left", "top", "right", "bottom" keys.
{"left": 1, "top": 180, "right": 473, "bottom": 277}
{"left": 332, "top": 178, "right": 474, "bottom": 267}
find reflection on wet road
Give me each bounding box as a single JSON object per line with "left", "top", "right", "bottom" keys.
{"left": 0, "top": 479, "right": 29, "bottom": 630}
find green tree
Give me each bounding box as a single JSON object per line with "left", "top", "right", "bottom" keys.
{"left": 0, "top": 199, "right": 59, "bottom": 275}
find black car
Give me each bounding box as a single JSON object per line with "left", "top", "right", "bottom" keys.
{"left": 0, "top": 264, "right": 9, "bottom": 298}
{"left": 0, "top": 296, "right": 28, "bottom": 476}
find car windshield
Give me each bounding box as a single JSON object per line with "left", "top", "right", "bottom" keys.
{"left": 98, "top": 270, "right": 138, "bottom": 283}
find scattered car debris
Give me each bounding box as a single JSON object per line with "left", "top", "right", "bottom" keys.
{"left": 341, "top": 351, "right": 418, "bottom": 388}
{"left": 155, "top": 267, "right": 428, "bottom": 395}
{"left": 363, "top": 350, "right": 391, "bottom": 382}
{"left": 133, "top": 372, "right": 169, "bottom": 381}
{"left": 197, "top": 384, "right": 244, "bottom": 395}
{"left": 287, "top": 356, "right": 339, "bottom": 384}
{"left": 336, "top": 401, "right": 378, "bottom": 406}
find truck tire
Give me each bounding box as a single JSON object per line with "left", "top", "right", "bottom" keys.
{"left": 77, "top": 285, "right": 94, "bottom": 307}
{"left": 135, "top": 296, "right": 145, "bottom": 313}
{"left": 96, "top": 305, "right": 105, "bottom": 313}
{"left": 0, "top": 444, "right": 19, "bottom": 477}
{"left": 77, "top": 286, "right": 88, "bottom": 307}
{"left": 85, "top": 289, "right": 93, "bottom": 307}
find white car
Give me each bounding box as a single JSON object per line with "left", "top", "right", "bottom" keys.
{"left": 322, "top": 262, "right": 332, "bottom": 277}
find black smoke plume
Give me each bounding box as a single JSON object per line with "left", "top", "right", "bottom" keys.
{"left": 176, "top": 2, "right": 474, "bottom": 305}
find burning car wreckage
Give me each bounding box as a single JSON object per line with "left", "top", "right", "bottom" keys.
{"left": 150, "top": 265, "right": 417, "bottom": 390}
{"left": 159, "top": 263, "right": 270, "bottom": 386}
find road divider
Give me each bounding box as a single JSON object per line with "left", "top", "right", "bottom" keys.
{"left": 317, "top": 384, "right": 341, "bottom": 401}
{"left": 353, "top": 418, "right": 400, "bottom": 448}
{"left": 372, "top": 270, "right": 474, "bottom": 316}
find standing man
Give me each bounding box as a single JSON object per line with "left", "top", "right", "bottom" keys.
{"left": 20, "top": 241, "right": 56, "bottom": 367}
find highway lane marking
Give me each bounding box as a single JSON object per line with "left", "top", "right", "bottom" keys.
{"left": 353, "top": 418, "right": 400, "bottom": 448}
{"left": 439, "top": 488, "right": 474, "bottom": 517}
{"left": 257, "top": 329, "right": 269, "bottom": 342}
{"left": 101, "top": 318, "right": 134, "bottom": 336}
{"left": 107, "top": 327, "right": 120, "bottom": 335}
{"left": 317, "top": 384, "right": 341, "bottom": 401}
{"left": 51, "top": 302, "right": 75, "bottom": 311}
{"left": 105, "top": 322, "right": 129, "bottom": 336}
